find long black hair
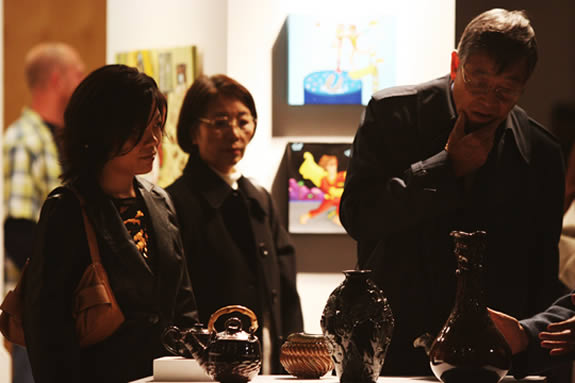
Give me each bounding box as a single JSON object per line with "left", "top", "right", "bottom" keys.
{"left": 60, "top": 64, "right": 166, "bottom": 183}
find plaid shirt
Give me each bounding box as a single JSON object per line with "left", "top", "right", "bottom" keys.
{"left": 3, "top": 107, "right": 62, "bottom": 222}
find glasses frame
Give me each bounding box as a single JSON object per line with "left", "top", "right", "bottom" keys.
{"left": 198, "top": 115, "right": 256, "bottom": 131}
{"left": 460, "top": 65, "right": 524, "bottom": 103}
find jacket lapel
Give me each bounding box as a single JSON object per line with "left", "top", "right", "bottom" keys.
{"left": 419, "top": 75, "right": 457, "bottom": 158}
{"left": 137, "top": 179, "right": 176, "bottom": 271}
{"left": 137, "top": 177, "right": 184, "bottom": 314}
{"left": 238, "top": 177, "right": 275, "bottom": 302}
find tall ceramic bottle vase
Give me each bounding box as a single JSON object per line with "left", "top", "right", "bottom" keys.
{"left": 321, "top": 270, "right": 394, "bottom": 383}
{"left": 428, "top": 231, "right": 512, "bottom": 383}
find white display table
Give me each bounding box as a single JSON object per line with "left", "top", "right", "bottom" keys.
{"left": 131, "top": 375, "right": 547, "bottom": 383}
{"left": 129, "top": 357, "right": 547, "bottom": 383}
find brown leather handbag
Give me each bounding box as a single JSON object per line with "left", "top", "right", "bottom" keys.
{"left": 0, "top": 187, "right": 125, "bottom": 347}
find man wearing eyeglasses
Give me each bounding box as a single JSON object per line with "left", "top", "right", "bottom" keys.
{"left": 340, "top": 8, "right": 568, "bottom": 380}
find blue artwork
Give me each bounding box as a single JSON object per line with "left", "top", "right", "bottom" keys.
{"left": 288, "top": 14, "right": 397, "bottom": 105}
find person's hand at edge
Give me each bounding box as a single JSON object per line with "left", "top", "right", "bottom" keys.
{"left": 540, "top": 314, "right": 575, "bottom": 356}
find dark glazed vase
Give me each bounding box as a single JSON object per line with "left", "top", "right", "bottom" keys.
{"left": 321, "top": 270, "right": 394, "bottom": 383}
{"left": 429, "top": 231, "right": 512, "bottom": 383}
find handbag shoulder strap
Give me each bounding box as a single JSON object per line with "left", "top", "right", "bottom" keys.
{"left": 66, "top": 185, "right": 102, "bottom": 264}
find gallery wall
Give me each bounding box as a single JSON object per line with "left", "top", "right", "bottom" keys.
{"left": 3, "top": 0, "right": 106, "bottom": 130}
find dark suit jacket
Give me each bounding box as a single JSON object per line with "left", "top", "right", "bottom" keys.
{"left": 340, "top": 75, "right": 566, "bottom": 376}
{"left": 22, "top": 177, "right": 198, "bottom": 383}
{"left": 166, "top": 153, "right": 303, "bottom": 373}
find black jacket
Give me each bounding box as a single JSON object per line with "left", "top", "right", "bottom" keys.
{"left": 166, "top": 153, "right": 303, "bottom": 373}
{"left": 23, "top": 177, "right": 198, "bottom": 383}
{"left": 340, "top": 75, "right": 566, "bottom": 376}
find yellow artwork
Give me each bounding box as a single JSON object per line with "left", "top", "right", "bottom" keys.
{"left": 116, "top": 46, "right": 197, "bottom": 187}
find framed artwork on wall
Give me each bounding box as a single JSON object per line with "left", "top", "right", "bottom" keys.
{"left": 287, "top": 142, "right": 351, "bottom": 234}
{"left": 287, "top": 14, "right": 397, "bottom": 106}
{"left": 116, "top": 45, "right": 197, "bottom": 187}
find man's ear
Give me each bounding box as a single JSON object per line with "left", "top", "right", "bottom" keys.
{"left": 47, "top": 69, "right": 62, "bottom": 90}
{"left": 450, "top": 51, "right": 460, "bottom": 81}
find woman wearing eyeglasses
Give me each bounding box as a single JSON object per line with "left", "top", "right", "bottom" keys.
{"left": 166, "top": 74, "right": 303, "bottom": 374}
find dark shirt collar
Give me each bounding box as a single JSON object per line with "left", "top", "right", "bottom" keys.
{"left": 505, "top": 110, "right": 532, "bottom": 164}
{"left": 183, "top": 154, "right": 233, "bottom": 209}
{"left": 445, "top": 75, "right": 531, "bottom": 164}
{"left": 183, "top": 153, "right": 268, "bottom": 218}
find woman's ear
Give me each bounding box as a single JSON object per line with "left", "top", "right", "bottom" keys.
{"left": 450, "top": 51, "right": 460, "bottom": 81}
{"left": 248, "top": 121, "right": 257, "bottom": 142}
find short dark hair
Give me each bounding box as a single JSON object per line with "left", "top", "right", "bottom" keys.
{"left": 60, "top": 64, "right": 166, "bottom": 183}
{"left": 176, "top": 74, "right": 257, "bottom": 154}
{"left": 457, "top": 8, "right": 537, "bottom": 79}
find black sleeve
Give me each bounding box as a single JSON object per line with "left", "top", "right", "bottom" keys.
{"left": 22, "top": 190, "right": 88, "bottom": 382}
{"left": 4, "top": 218, "right": 37, "bottom": 269}
{"left": 533, "top": 137, "right": 567, "bottom": 312}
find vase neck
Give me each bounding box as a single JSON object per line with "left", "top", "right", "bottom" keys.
{"left": 343, "top": 270, "right": 371, "bottom": 284}
{"left": 451, "top": 231, "right": 487, "bottom": 312}
{"left": 454, "top": 268, "right": 486, "bottom": 312}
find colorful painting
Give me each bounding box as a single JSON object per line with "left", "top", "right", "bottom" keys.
{"left": 288, "top": 142, "right": 351, "bottom": 234}
{"left": 288, "top": 14, "right": 397, "bottom": 105}
{"left": 116, "top": 46, "right": 197, "bottom": 187}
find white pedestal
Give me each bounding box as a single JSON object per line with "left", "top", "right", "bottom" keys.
{"left": 153, "top": 356, "right": 212, "bottom": 382}
{"left": 0, "top": 340, "right": 10, "bottom": 383}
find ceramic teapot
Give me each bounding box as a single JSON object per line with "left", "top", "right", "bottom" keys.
{"left": 163, "top": 305, "right": 261, "bottom": 383}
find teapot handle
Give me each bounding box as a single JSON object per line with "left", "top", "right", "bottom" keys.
{"left": 162, "top": 325, "right": 186, "bottom": 357}
{"left": 207, "top": 305, "right": 259, "bottom": 334}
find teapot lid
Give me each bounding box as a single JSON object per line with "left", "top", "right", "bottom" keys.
{"left": 215, "top": 317, "right": 257, "bottom": 342}
{"left": 208, "top": 305, "right": 259, "bottom": 336}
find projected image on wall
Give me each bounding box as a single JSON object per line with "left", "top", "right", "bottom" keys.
{"left": 287, "top": 14, "right": 397, "bottom": 105}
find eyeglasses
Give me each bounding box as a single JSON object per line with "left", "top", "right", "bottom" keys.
{"left": 460, "top": 65, "right": 524, "bottom": 103}
{"left": 198, "top": 115, "right": 256, "bottom": 131}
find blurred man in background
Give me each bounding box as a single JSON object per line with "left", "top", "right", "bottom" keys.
{"left": 3, "top": 41, "right": 84, "bottom": 383}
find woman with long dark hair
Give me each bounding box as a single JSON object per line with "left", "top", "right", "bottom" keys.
{"left": 23, "top": 64, "right": 198, "bottom": 382}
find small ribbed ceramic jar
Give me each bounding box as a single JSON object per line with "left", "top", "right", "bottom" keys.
{"left": 280, "top": 332, "right": 334, "bottom": 379}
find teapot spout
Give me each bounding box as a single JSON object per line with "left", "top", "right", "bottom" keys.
{"left": 186, "top": 328, "right": 210, "bottom": 362}
{"left": 413, "top": 332, "right": 435, "bottom": 356}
